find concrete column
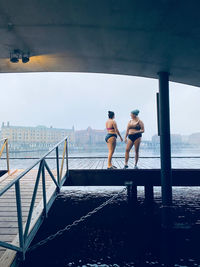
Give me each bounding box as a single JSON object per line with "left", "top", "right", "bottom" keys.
{"left": 144, "top": 185, "right": 154, "bottom": 203}
{"left": 158, "top": 72, "right": 173, "bottom": 227}
{"left": 125, "top": 181, "right": 137, "bottom": 204}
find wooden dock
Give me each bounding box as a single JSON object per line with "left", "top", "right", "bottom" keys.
{"left": 0, "top": 157, "right": 199, "bottom": 266}
{"left": 64, "top": 157, "right": 200, "bottom": 187}
{"left": 0, "top": 169, "right": 57, "bottom": 267}
{"left": 67, "top": 157, "right": 200, "bottom": 169}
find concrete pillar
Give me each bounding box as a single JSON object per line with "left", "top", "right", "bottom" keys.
{"left": 158, "top": 72, "right": 173, "bottom": 228}
{"left": 144, "top": 185, "right": 154, "bottom": 203}
{"left": 125, "top": 181, "right": 137, "bottom": 204}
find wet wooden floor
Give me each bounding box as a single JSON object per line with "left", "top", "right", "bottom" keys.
{"left": 0, "top": 169, "right": 57, "bottom": 267}
{"left": 68, "top": 157, "right": 200, "bottom": 169}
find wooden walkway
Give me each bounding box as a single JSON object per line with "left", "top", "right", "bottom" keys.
{"left": 0, "top": 169, "right": 57, "bottom": 267}
{"left": 68, "top": 157, "right": 200, "bottom": 169}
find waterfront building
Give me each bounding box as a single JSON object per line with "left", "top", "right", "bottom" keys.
{"left": 75, "top": 127, "right": 106, "bottom": 145}
{"left": 0, "top": 122, "right": 75, "bottom": 150}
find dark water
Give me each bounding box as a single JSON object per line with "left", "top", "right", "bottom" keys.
{"left": 20, "top": 187, "right": 200, "bottom": 267}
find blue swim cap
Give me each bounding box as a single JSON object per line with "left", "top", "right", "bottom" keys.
{"left": 131, "top": 109, "right": 140, "bottom": 116}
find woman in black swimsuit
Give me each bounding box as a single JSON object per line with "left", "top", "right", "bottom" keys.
{"left": 124, "top": 109, "right": 144, "bottom": 169}
{"left": 105, "top": 111, "right": 123, "bottom": 169}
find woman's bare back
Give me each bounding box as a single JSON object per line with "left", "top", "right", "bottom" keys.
{"left": 106, "top": 119, "right": 116, "bottom": 134}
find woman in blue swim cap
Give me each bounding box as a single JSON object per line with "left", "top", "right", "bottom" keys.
{"left": 124, "top": 109, "right": 144, "bottom": 169}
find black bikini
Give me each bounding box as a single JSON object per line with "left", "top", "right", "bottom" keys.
{"left": 105, "top": 133, "right": 117, "bottom": 143}
{"left": 128, "top": 132, "right": 142, "bottom": 143}
{"left": 128, "top": 120, "right": 142, "bottom": 143}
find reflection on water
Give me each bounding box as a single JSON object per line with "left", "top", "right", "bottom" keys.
{"left": 20, "top": 186, "right": 200, "bottom": 267}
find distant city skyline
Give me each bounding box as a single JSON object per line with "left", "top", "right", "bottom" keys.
{"left": 1, "top": 122, "right": 200, "bottom": 154}
{"left": 1, "top": 122, "right": 199, "bottom": 144}
{"left": 0, "top": 72, "right": 200, "bottom": 140}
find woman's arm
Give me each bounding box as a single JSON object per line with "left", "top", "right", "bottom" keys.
{"left": 124, "top": 122, "right": 130, "bottom": 143}
{"left": 113, "top": 121, "right": 123, "bottom": 141}
{"left": 138, "top": 120, "right": 145, "bottom": 134}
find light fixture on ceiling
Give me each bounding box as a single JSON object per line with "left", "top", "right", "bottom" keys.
{"left": 10, "top": 49, "right": 30, "bottom": 63}
{"left": 22, "top": 52, "right": 30, "bottom": 63}
{"left": 10, "top": 49, "right": 20, "bottom": 63}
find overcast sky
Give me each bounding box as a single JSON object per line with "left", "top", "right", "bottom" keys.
{"left": 0, "top": 72, "right": 199, "bottom": 140}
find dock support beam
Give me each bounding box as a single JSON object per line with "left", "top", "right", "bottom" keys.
{"left": 144, "top": 185, "right": 154, "bottom": 203}
{"left": 125, "top": 181, "right": 137, "bottom": 204}
{"left": 158, "top": 72, "right": 173, "bottom": 228}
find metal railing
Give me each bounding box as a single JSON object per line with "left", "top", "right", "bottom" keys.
{"left": 0, "top": 138, "right": 9, "bottom": 171}
{"left": 0, "top": 136, "right": 69, "bottom": 260}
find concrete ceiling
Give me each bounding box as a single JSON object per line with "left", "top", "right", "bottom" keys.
{"left": 0, "top": 0, "right": 200, "bottom": 87}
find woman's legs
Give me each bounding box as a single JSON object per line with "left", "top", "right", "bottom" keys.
{"left": 125, "top": 139, "right": 134, "bottom": 166}
{"left": 134, "top": 137, "right": 141, "bottom": 166}
{"left": 107, "top": 137, "right": 116, "bottom": 167}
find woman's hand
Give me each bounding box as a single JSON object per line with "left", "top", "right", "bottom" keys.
{"left": 120, "top": 137, "right": 123, "bottom": 142}
{"left": 125, "top": 137, "right": 127, "bottom": 144}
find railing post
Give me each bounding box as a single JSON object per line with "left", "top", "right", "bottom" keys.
{"left": 5, "top": 139, "right": 10, "bottom": 172}
{"left": 66, "top": 138, "right": 69, "bottom": 177}
{"left": 56, "top": 146, "right": 60, "bottom": 187}
{"left": 60, "top": 140, "right": 67, "bottom": 180}
{"left": 15, "top": 180, "right": 25, "bottom": 260}
{"left": 41, "top": 160, "right": 47, "bottom": 218}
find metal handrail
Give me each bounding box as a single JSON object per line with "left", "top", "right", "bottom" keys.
{"left": 0, "top": 138, "right": 9, "bottom": 171}
{"left": 0, "top": 136, "right": 69, "bottom": 260}
{"left": 0, "top": 137, "right": 68, "bottom": 197}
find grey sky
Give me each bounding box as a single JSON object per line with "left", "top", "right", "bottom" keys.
{"left": 0, "top": 73, "right": 199, "bottom": 140}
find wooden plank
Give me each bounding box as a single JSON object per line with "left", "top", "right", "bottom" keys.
{"left": 0, "top": 235, "right": 16, "bottom": 242}
{"left": 0, "top": 222, "right": 18, "bottom": 228}
{"left": 0, "top": 170, "right": 23, "bottom": 184}
{"left": 0, "top": 217, "right": 26, "bottom": 222}
{"left": 0, "top": 228, "right": 18, "bottom": 235}
{"left": 0, "top": 251, "right": 5, "bottom": 259}
{"left": 103, "top": 158, "right": 107, "bottom": 169}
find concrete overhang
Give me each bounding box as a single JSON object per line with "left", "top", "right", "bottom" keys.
{"left": 0, "top": 0, "right": 200, "bottom": 87}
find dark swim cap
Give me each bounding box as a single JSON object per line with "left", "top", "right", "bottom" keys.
{"left": 131, "top": 109, "right": 140, "bottom": 116}
{"left": 108, "top": 111, "right": 115, "bottom": 119}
